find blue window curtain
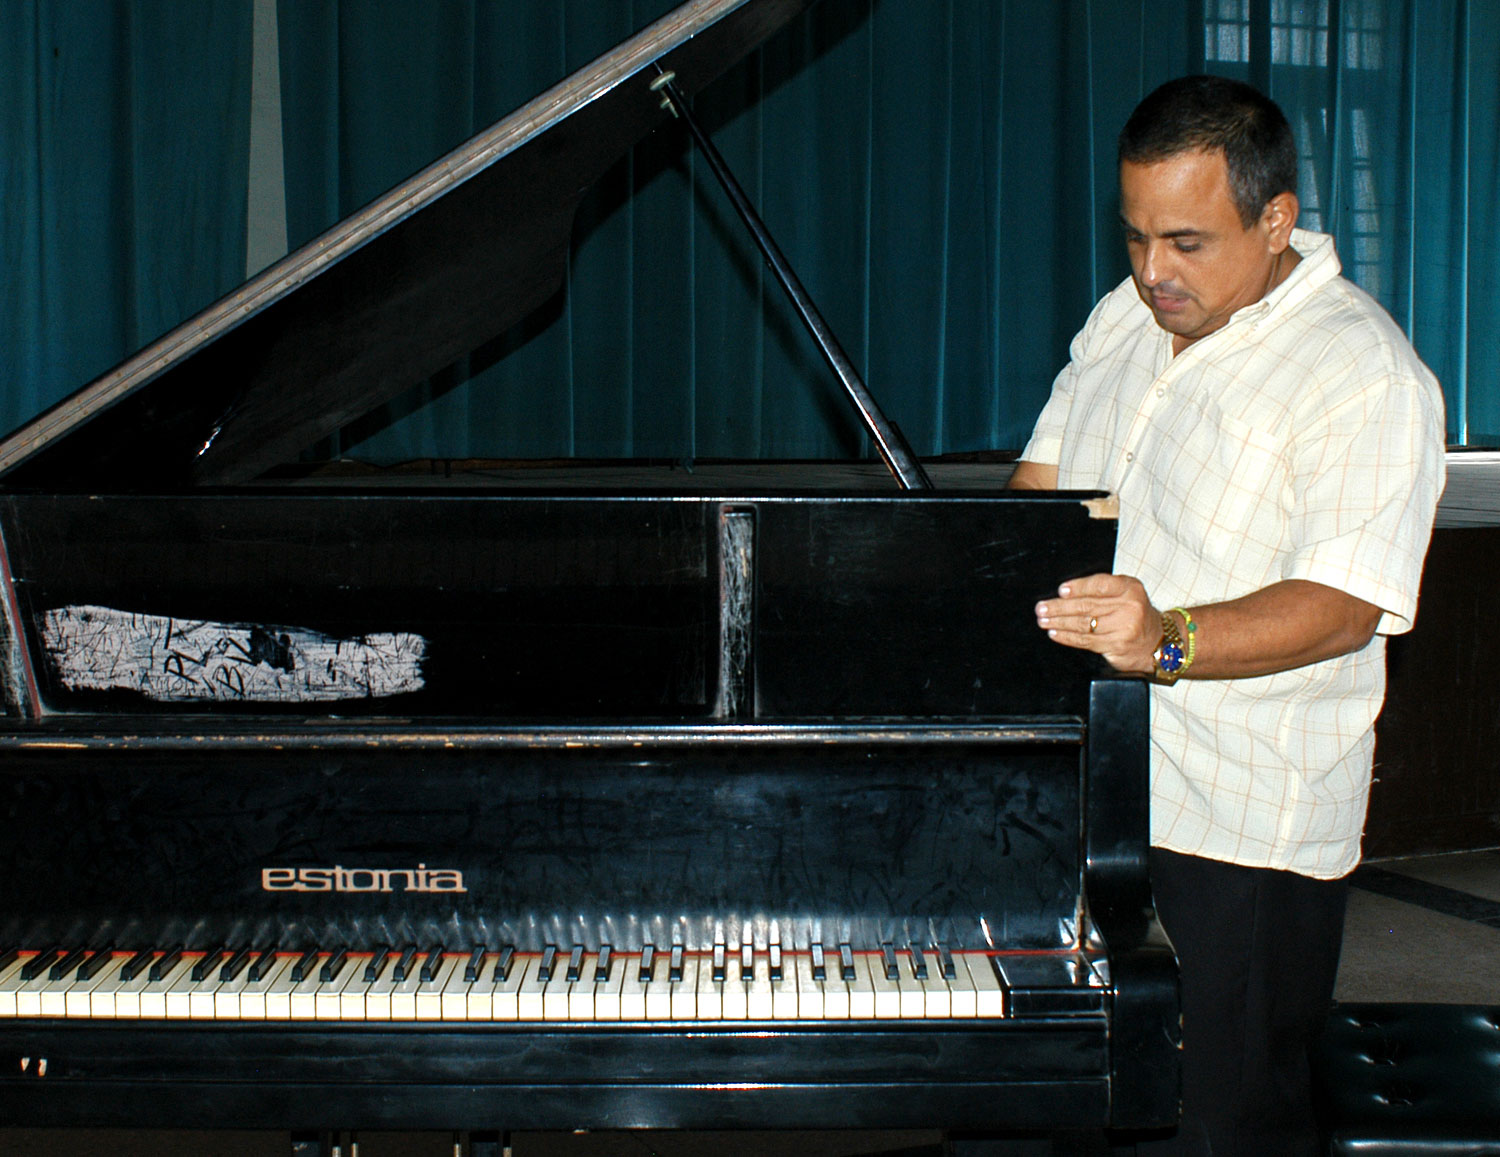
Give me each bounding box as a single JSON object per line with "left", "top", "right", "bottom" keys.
{"left": 0, "top": 0, "right": 253, "bottom": 438}
{"left": 3, "top": 1, "right": 1494, "bottom": 457}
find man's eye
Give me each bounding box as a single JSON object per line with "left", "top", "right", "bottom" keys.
{"left": 1174, "top": 241, "right": 1202, "bottom": 253}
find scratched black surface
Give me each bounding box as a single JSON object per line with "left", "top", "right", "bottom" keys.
{"left": 0, "top": 736, "right": 1081, "bottom": 953}
{"left": 0, "top": 491, "right": 1113, "bottom": 719}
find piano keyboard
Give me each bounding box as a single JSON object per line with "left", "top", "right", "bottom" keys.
{"left": 0, "top": 942, "right": 1007, "bottom": 1021}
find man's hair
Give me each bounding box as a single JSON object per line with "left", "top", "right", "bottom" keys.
{"left": 1118, "top": 75, "right": 1298, "bottom": 229}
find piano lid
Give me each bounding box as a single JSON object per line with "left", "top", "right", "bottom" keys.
{"left": 0, "top": 0, "right": 814, "bottom": 491}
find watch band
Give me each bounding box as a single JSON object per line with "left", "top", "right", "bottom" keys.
{"left": 1153, "top": 610, "right": 1188, "bottom": 685}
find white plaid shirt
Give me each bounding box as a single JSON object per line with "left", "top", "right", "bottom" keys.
{"left": 1024, "top": 229, "right": 1446, "bottom": 878}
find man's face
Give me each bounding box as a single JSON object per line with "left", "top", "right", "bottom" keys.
{"left": 1119, "top": 149, "right": 1296, "bottom": 351}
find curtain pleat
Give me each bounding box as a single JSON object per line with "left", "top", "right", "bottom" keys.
{"left": 3, "top": 1, "right": 1492, "bottom": 456}
{"left": 0, "top": 0, "right": 252, "bottom": 438}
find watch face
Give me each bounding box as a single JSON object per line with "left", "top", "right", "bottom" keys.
{"left": 1158, "top": 641, "right": 1185, "bottom": 672}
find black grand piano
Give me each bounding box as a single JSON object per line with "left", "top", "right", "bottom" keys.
{"left": 0, "top": 0, "right": 1177, "bottom": 1149}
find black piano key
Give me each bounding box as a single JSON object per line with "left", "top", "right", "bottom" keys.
{"left": 740, "top": 938, "right": 754, "bottom": 980}
{"left": 712, "top": 942, "right": 726, "bottom": 982}
{"left": 880, "top": 943, "right": 899, "bottom": 982}
{"left": 989, "top": 954, "right": 1007, "bottom": 984}
{"left": 934, "top": 943, "right": 956, "bottom": 981}
{"left": 77, "top": 945, "right": 115, "bottom": 982}
{"left": 638, "top": 944, "right": 656, "bottom": 983}
{"left": 419, "top": 944, "right": 444, "bottom": 983}
{"left": 248, "top": 946, "right": 279, "bottom": 983}
{"left": 810, "top": 942, "right": 826, "bottom": 981}
{"left": 120, "top": 948, "right": 154, "bottom": 983}
{"left": 290, "top": 948, "right": 320, "bottom": 983}
{"left": 191, "top": 947, "right": 226, "bottom": 983}
{"left": 320, "top": 949, "right": 348, "bottom": 984}
{"left": 594, "top": 945, "right": 613, "bottom": 984}
{"left": 364, "top": 945, "right": 392, "bottom": 984}
{"left": 464, "top": 945, "right": 487, "bottom": 983}
{"left": 21, "top": 946, "right": 60, "bottom": 982}
{"left": 392, "top": 945, "right": 418, "bottom": 983}
{"left": 537, "top": 945, "right": 558, "bottom": 984}
{"left": 0, "top": 948, "right": 18, "bottom": 973}
{"left": 838, "top": 942, "right": 856, "bottom": 982}
{"left": 219, "top": 947, "right": 253, "bottom": 983}
{"left": 908, "top": 944, "right": 929, "bottom": 981}
{"left": 566, "top": 945, "right": 585, "bottom": 983}
{"left": 769, "top": 942, "right": 783, "bottom": 981}
{"left": 491, "top": 946, "right": 515, "bottom": 984}
{"left": 48, "top": 947, "right": 88, "bottom": 982}
{"left": 668, "top": 944, "right": 684, "bottom": 983}
{"left": 149, "top": 946, "right": 184, "bottom": 982}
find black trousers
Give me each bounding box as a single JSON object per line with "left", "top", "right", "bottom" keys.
{"left": 1124, "top": 847, "right": 1350, "bottom": 1157}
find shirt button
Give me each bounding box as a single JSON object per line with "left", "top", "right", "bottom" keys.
{"left": 1156, "top": 388, "right": 1166, "bottom": 397}
{"left": 1125, "top": 452, "right": 1134, "bottom": 462}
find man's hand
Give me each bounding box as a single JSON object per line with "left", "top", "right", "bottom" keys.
{"left": 1034, "top": 575, "right": 1383, "bottom": 680}
{"left": 1034, "top": 573, "right": 1160, "bottom": 675}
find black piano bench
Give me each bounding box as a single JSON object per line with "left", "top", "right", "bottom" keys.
{"left": 1312, "top": 1002, "right": 1500, "bottom": 1155}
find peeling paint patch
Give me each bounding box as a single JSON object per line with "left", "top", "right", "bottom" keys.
{"left": 39, "top": 605, "right": 426, "bottom": 702}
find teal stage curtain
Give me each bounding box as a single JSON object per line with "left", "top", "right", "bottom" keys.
{"left": 4, "top": 1, "right": 1497, "bottom": 459}
{"left": 0, "top": 0, "right": 253, "bottom": 439}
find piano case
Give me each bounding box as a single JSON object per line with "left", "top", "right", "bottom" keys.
{"left": 0, "top": 0, "right": 1178, "bottom": 1137}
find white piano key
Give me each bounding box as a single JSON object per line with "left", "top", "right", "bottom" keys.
{"left": 669, "top": 954, "right": 698, "bottom": 1020}
{"left": 38, "top": 953, "right": 92, "bottom": 1018}
{"left": 416, "top": 955, "right": 459, "bottom": 1021}
{"left": 287, "top": 957, "right": 329, "bottom": 1020}
{"left": 593, "top": 951, "right": 624, "bottom": 1021}
{"left": 721, "top": 956, "right": 749, "bottom": 1020}
{"left": 870, "top": 951, "right": 903, "bottom": 1020}
{"left": 821, "top": 953, "right": 851, "bottom": 1020}
{"left": 442, "top": 955, "right": 478, "bottom": 1021}
{"left": 541, "top": 955, "right": 573, "bottom": 1022}
{"left": 362, "top": 955, "right": 404, "bottom": 1021}
{"left": 848, "top": 953, "right": 877, "bottom": 1020}
{"left": 336, "top": 954, "right": 377, "bottom": 1021}
{"left": 895, "top": 950, "right": 927, "bottom": 1019}
{"left": 237, "top": 955, "right": 294, "bottom": 1020}
{"left": 387, "top": 963, "right": 427, "bottom": 1020}
{"left": 0, "top": 953, "right": 31, "bottom": 1017}
{"left": 112, "top": 956, "right": 165, "bottom": 1019}
{"left": 746, "top": 953, "right": 774, "bottom": 1020}
{"left": 212, "top": 958, "right": 262, "bottom": 1020}
{"left": 459, "top": 953, "right": 497, "bottom": 1021}
{"left": 771, "top": 951, "right": 800, "bottom": 1020}
{"left": 517, "top": 954, "right": 549, "bottom": 1021}
{"left": 137, "top": 955, "right": 197, "bottom": 1019}
{"left": 948, "top": 953, "right": 979, "bottom": 1018}
{"left": 917, "top": 958, "right": 952, "bottom": 1018}
{"left": 315, "top": 957, "right": 362, "bottom": 1021}
{"left": 490, "top": 953, "right": 533, "bottom": 1021}
{"left": 695, "top": 951, "right": 724, "bottom": 1020}
{"left": 643, "top": 958, "right": 672, "bottom": 1022}
{"left": 969, "top": 953, "right": 1007, "bottom": 1018}
{"left": 66, "top": 955, "right": 121, "bottom": 1017}
{"left": 619, "top": 953, "right": 649, "bottom": 1021}
{"left": 262, "top": 956, "right": 309, "bottom": 1020}
{"left": 793, "top": 951, "right": 823, "bottom": 1020}
{"left": 569, "top": 954, "right": 600, "bottom": 1021}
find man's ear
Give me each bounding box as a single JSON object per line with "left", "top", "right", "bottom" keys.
{"left": 1262, "top": 191, "right": 1299, "bottom": 251}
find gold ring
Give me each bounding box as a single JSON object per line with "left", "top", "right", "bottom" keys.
{"left": 1088, "top": 617, "right": 1098, "bottom": 634}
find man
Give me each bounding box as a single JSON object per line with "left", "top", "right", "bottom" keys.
{"left": 1009, "top": 76, "right": 1445, "bottom": 1155}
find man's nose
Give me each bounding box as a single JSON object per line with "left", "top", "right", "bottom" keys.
{"left": 1138, "top": 242, "right": 1169, "bottom": 286}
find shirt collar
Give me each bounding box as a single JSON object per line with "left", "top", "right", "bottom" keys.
{"left": 1231, "top": 227, "right": 1341, "bottom": 327}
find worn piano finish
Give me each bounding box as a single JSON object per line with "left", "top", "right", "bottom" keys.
{"left": 0, "top": 0, "right": 1178, "bottom": 1139}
